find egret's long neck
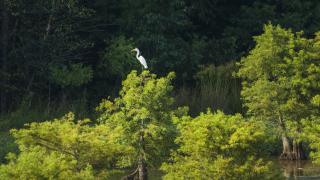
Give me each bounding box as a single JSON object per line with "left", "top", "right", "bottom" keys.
{"left": 135, "top": 49, "right": 140, "bottom": 59}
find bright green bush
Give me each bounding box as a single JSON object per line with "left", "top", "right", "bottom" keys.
{"left": 0, "top": 147, "right": 95, "bottom": 180}
{"left": 97, "top": 70, "right": 187, "bottom": 167}
{"left": 162, "top": 111, "right": 278, "bottom": 180}
{"left": 0, "top": 112, "right": 133, "bottom": 179}
{"left": 303, "top": 117, "right": 320, "bottom": 164}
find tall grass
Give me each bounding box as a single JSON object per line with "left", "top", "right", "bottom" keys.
{"left": 175, "top": 62, "right": 242, "bottom": 116}
{"left": 0, "top": 90, "right": 93, "bottom": 132}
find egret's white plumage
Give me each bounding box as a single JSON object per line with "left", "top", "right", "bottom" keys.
{"left": 131, "top": 48, "right": 148, "bottom": 69}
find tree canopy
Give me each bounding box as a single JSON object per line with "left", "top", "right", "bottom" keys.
{"left": 162, "top": 111, "right": 280, "bottom": 179}
{"left": 237, "top": 24, "right": 320, "bottom": 160}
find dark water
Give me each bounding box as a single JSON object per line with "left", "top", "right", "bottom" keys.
{"left": 110, "top": 160, "right": 320, "bottom": 180}
{"left": 276, "top": 160, "right": 320, "bottom": 179}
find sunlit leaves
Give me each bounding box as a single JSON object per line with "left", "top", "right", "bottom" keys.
{"left": 0, "top": 147, "right": 95, "bottom": 180}
{"left": 162, "top": 111, "right": 276, "bottom": 179}
{"left": 302, "top": 117, "right": 320, "bottom": 164}
{"left": 97, "top": 70, "right": 186, "bottom": 166}
{"left": 0, "top": 112, "right": 134, "bottom": 179}
{"left": 237, "top": 24, "right": 320, "bottom": 139}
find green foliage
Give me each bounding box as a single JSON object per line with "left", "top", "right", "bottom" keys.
{"left": 237, "top": 24, "right": 320, "bottom": 140}
{"left": 162, "top": 111, "right": 277, "bottom": 179}
{"left": 0, "top": 70, "right": 187, "bottom": 178}
{"left": 0, "top": 132, "right": 17, "bottom": 163}
{"left": 0, "top": 112, "right": 134, "bottom": 179}
{"left": 303, "top": 117, "right": 320, "bottom": 165}
{"left": 49, "top": 63, "right": 93, "bottom": 87}
{"left": 0, "top": 147, "right": 95, "bottom": 180}
{"left": 97, "top": 70, "right": 187, "bottom": 167}
{"left": 312, "top": 95, "right": 320, "bottom": 106}
{"left": 2, "top": 0, "right": 320, "bottom": 177}
{"left": 3, "top": 0, "right": 320, "bottom": 119}
{"left": 100, "top": 36, "right": 138, "bottom": 77}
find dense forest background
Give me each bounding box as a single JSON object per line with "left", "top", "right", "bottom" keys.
{"left": 1, "top": 0, "right": 319, "bottom": 121}
{"left": 0, "top": 0, "right": 320, "bottom": 179}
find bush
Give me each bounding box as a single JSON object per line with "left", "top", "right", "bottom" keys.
{"left": 0, "top": 112, "right": 134, "bottom": 179}
{"left": 162, "top": 111, "right": 281, "bottom": 179}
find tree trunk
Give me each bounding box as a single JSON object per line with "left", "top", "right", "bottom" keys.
{"left": 121, "top": 168, "right": 138, "bottom": 180}
{"left": 122, "top": 127, "right": 148, "bottom": 180}
{"left": 278, "top": 114, "right": 295, "bottom": 160}
{"left": 280, "top": 135, "right": 294, "bottom": 160}
{"left": 138, "top": 119, "right": 148, "bottom": 180}
{"left": 278, "top": 115, "right": 306, "bottom": 160}
{"left": 292, "top": 140, "right": 306, "bottom": 160}
{"left": 138, "top": 76, "right": 147, "bottom": 180}
{"left": 138, "top": 153, "right": 147, "bottom": 180}
{"left": 1, "top": 0, "right": 9, "bottom": 113}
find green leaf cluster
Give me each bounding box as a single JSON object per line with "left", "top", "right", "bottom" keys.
{"left": 49, "top": 63, "right": 93, "bottom": 87}
{"left": 303, "top": 117, "right": 320, "bottom": 165}
{"left": 162, "top": 111, "right": 277, "bottom": 180}
{"left": 99, "top": 36, "right": 138, "bottom": 78}
{"left": 97, "top": 70, "right": 187, "bottom": 166}
{"left": 0, "top": 112, "right": 133, "bottom": 179}
{"left": 237, "top": 24, "right": 320, "bottom": 139}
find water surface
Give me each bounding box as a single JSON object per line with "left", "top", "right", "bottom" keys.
{"left": 110, "top": 159, "right": 320, "bottom": 180}
{"left": 277, "top": 159, "right": 320, "bottom": 179}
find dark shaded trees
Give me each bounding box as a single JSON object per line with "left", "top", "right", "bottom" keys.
{"left": 0, "top": 0, "right": 9, "bottom": 113}
{"left": 1, "top": 0, "right": 320, "bottom": 132}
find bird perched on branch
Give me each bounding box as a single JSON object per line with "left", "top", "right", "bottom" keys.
{"left": 131, "top": 48, "right": 148, "bottom": 69}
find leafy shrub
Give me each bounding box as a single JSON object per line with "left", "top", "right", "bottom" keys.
{"left": 0, "top": 112, "right": 133, "bottom": 179}
{"left": 162, "top": 111, "right": 280, "bottom": 179}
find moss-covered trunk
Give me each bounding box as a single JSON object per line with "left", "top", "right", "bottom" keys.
{"left": 280, "top": 135, "right": 294, "bottom": 160}
{"left": 138, "top": 154, "right": 147, "bottom": 180}
{"left": 292, "top": 140, "right": 306, "bottom": 160}
{"left": 279, "top": 116, "right": 306, "bottom": 160}
{"left": 122, "top": 122, "right": 148, "bottom": 180}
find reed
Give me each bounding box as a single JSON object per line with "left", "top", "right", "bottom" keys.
{"left": 175, "top": 62, "right": 242, "bottom": 115}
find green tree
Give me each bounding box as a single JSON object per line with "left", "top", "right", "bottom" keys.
{"left": 162, "top": 111, "right": 277, "bottom": 180}
{"left": 237, "top": 24, "right": 320, "bottom": 160}
{"left": 97, "top": 70, "right": 187, "bottom": 180}
{"left": 0, "top": 112, "right": 133, "bottom": 179}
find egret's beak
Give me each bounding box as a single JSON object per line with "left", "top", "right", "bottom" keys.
{"left": 131, "top": 49, "right": 135, "bottom": 52}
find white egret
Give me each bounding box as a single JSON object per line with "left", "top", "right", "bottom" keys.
{"left": 131, "top": 48, "right": 148, "bottom": 69}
